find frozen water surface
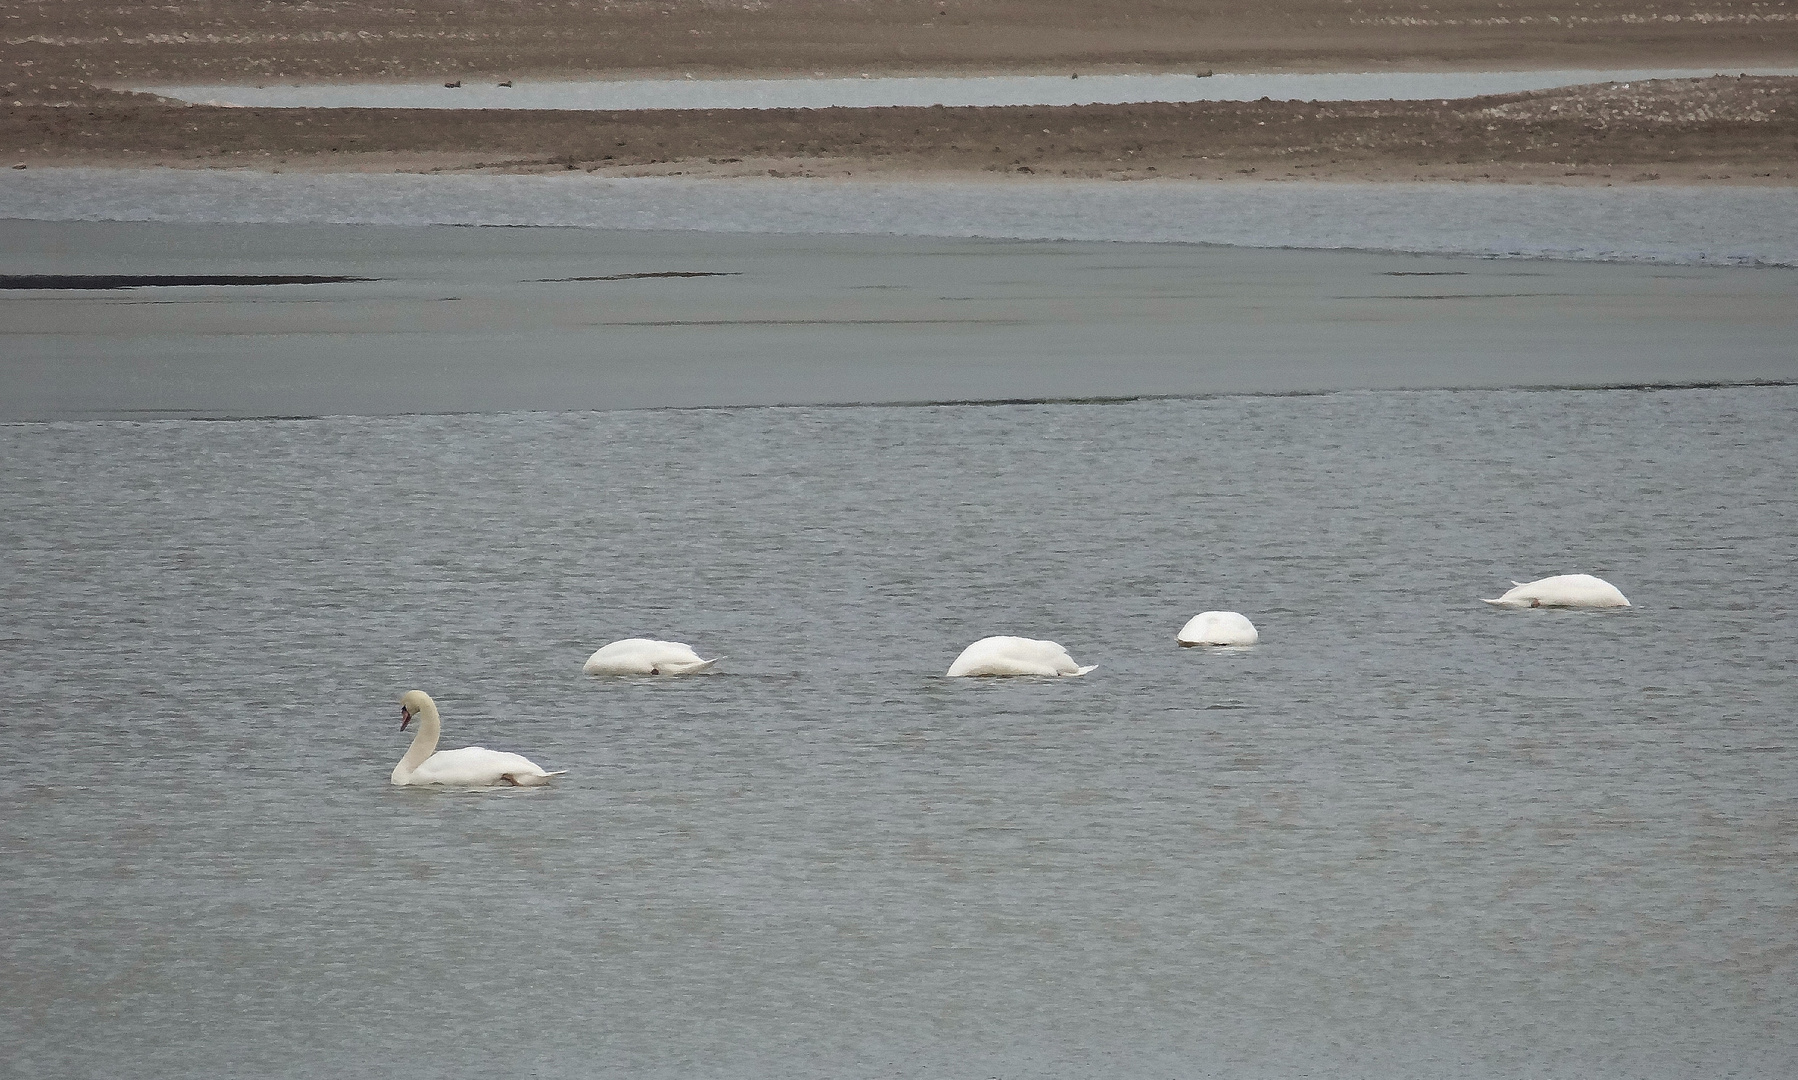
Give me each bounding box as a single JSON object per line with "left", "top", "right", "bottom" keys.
{"left": 4, "top": 169, "right": 1797, "bottom": 267}
{"left": 2, "top": 217, "right": 1794, "bottom": 420}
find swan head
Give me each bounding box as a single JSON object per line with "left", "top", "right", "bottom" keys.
{"left": 399, "top": 689, "right": 435, "bottom": 731}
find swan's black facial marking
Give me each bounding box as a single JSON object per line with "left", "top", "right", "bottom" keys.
{"left": 400, "top": 705, "right": 413, "bottom": 731}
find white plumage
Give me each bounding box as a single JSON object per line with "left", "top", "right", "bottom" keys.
{"left": 946, "top": 636, "right": 1095, "bottom": 677}
{"left": 390, "top": 690, "right": 560, "bottom": 788}
{"left": 1482, "top": 574, "right": 1630, "bottom": 609}
{"left": 583, "top": 638, "right": 721, "bottom": 676}
{"left": 1177, "top": 610, "right": 1259, "bottom": 646}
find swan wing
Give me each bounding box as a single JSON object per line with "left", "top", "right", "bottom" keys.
{"left": 1546, "top": 574, "right": 1630, "bottom": 607}
{"left": 948, "top": 636, "right": 1090, "bottom": 677}
{"left": 1177, "top": 611, "right": 1259, "bottom": 645}
{"left": 584, "top": 638, "right": 716, "bottom": 675}
{"left": 408, "top": 746, "right": 556, "bottom": 787}
{"left": 1488, "top": 574, "right": 1629, "bottom": 609}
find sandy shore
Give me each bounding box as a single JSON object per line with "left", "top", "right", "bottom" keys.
{"left": 3, "top": 0, "right": 1795, "bottom": 183}
{"left": 4, "top": 76, "right": 1793, "bottom": 184}
{"left": 9, "top": 0, "right": 1798, "bottom": 82}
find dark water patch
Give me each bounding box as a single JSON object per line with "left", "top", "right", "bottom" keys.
{"left": 1340, "top": 292, "right": 1558, "bottom": 300}
{"left": 587, "top": 317, "right": 1028, "bottom": 327}
{"left": 534, "top": 271, "right": 741, "bottom": 281}
{"left": 0, "top": 273, "right": 373, "bottom": 290}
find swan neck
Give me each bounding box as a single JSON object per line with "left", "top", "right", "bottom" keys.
{"left": 392, "top": 701, "right": 440, "bottom": 783}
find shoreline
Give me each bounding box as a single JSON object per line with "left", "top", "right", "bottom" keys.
{"left": 114, "top": 61, "right": 1798, "bottom": 88}
{"left": 6, "top": 0, "right": 1794, "bottom": 187}
{"left": 16, "top": 159, "right": 1792, "bottom": 188}
{"left": 7, "top": 77, "right": 1796, "bottom": 187}
{"left": 10, "top": 0, "right": 1797, "bottom": 84}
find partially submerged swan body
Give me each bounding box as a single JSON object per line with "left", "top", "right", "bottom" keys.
{"left": 582, "top": 638, "right": 721, "bottom": 676}
{"left": 1177, "top": 611, "right": 1259, "bottom": 646}
{"left": 946, "top": 636, "right": 1096, "bottom": 678}
{"left": 391, "top": 690, "right": 560, "bottom": 787}
{"left": 1482, "top": 573, "right": 1630, "bottom": 609}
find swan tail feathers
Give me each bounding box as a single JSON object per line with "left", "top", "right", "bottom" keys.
{"left": 661, "top": 658, "right": 720, "bottom": 675}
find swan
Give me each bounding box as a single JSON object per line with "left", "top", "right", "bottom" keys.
{"left": 582, "top": 638, "right": 721, "bottom": 676}
{"left": 390, "top": 690, "right": 560, "bottom": 787}
{"left": 1482, "top": 573, "right": 1631, "bottom": 609}
{"left": 946, "top": 636, "right": 1096, "bottom": 677}
{"left": 1177, "top": 611, "right": 1259, "bottom": 646}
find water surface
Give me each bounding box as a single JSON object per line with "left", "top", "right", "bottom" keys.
{"left": 139, "top": 67, "right": 1798, "bottom": 110}
{"left": 4, "top": 386, "right": 1795, "bottom": 1078}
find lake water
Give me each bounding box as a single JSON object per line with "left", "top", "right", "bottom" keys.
{"left": 4, "top": 385, "right": 1796, "bottom": 1078}
{"left": 137, "top": 67, "right": 1798, "bottom": 110}
{"left": 4, "top": 167, "right": 1796, "bottom": 1076}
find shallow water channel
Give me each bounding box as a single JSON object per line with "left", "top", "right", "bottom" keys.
{"left": 138, "top": 66, "right": 1798, "bottom": 110}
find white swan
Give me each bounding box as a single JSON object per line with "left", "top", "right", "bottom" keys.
{"left": 1482, "top": 573, "right": 1631, "bottom": 609}
{"left": 390, "top": 690, "right": 560, "bottom": 787}
{"left": 1177, "top": 611, "right": 1259, "bottom": 646}
{"left": 582, "top": 638, "right": 721, "bottom": 676}
{"left": 946, "top": 636, "right": 1096, "bottom": 677}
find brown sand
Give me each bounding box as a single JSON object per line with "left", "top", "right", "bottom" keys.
{"left": 3, "top": 0, "right": 1795, "bottom": 183}
{"left": 5, "top": 77, "right": 1793, "bottom": 184}
{"left": 8, "top": 0, "right": 1797, "bottom": 82}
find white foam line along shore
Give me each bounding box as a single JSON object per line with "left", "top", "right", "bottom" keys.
{"left": 136, "top": 67, "right": 1798, "bottom": 111}
{"left": 4, "top": 170, "right": 1796, "bottom": 266}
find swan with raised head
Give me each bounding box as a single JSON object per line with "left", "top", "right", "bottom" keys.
{"left": 1482, "top": 573, "right": 1631, "bottom": 609}
{"left": 390, "top": 690, "right": 560, "bottom": 787}
{"left": 582, "top": 638, "right": 721, "bottom": 676}
{"left": 1177, "top": 611, "right": 1259, "bottom": 646}
{"left": 946, "top": 636, "right": 1096, "bottom": 677}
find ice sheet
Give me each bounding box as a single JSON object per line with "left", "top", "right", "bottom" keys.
{"left": 4, "top": 169, "right": 1795, "bottom": 266}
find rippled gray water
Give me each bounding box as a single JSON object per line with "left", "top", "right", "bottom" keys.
{"left": 4, "top": 386, "right": 1795, "bottom": 1078}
